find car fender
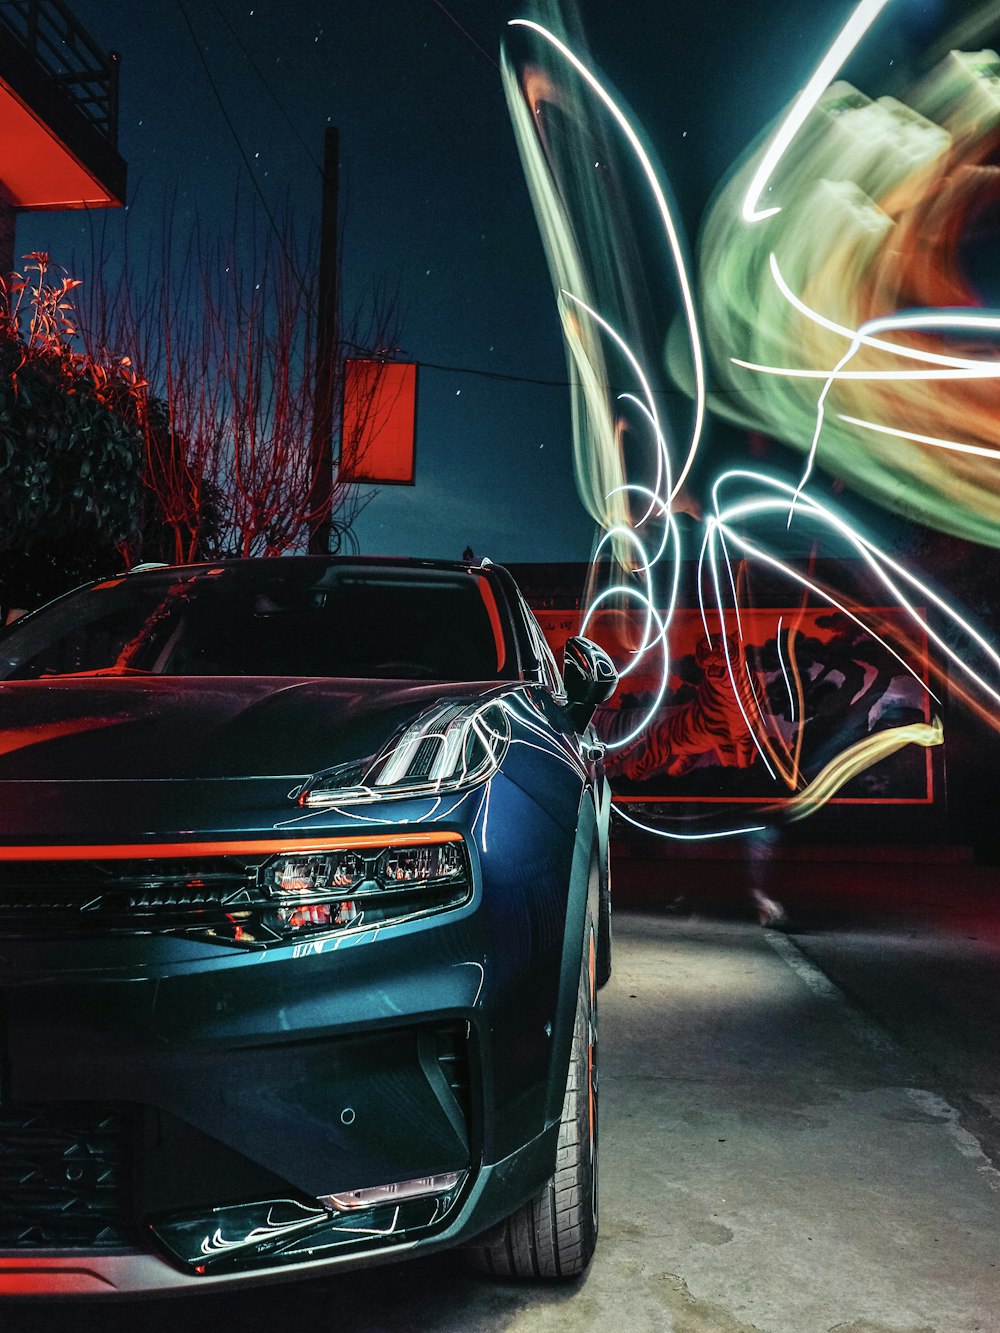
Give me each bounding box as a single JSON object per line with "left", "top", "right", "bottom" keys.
{"left": 542, "top": 787, "right": 599, "bottom": 1129}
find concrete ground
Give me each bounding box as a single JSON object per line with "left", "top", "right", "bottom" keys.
{"left": 11, "top": 857, "right": 1000, "bottom": 1332}
{"left": 592, "top": 908, "right": 999, "bottom": 1333}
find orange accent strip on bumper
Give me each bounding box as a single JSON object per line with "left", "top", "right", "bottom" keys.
{"left": 0, "top": 832, "right": 463, "bottom": 862}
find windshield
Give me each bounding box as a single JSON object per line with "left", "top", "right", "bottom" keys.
{"left": 0, "top": 562, "right": 518, "bottom": 683}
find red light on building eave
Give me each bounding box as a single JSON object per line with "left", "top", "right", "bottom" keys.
{"left": 0, "top": 79, "right": 120, "bottom": 209}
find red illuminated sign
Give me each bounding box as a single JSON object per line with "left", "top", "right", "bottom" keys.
{"left": 339, "top": 359, "right": 417, "bottom": 485}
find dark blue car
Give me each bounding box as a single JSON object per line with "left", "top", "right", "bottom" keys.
{"left": 0, "top": 556, "right": 616, "bottom": 1295}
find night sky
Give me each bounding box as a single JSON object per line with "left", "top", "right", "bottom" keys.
{"left": 18, "top": 0, "right": 990, "bottom": 564}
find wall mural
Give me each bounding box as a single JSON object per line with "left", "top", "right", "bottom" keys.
{"left": 505, "top": 7, "right": 1000, "bottom": 842}
{"left": 536, "top": 606, "right": 934, "bottom": 807}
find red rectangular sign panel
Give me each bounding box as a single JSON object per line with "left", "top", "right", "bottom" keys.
{"left": 339, "top": 359, "right": 417, "bottom": 485}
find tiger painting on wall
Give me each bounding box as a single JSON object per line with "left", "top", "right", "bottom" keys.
{"left": 531, "top": 603, "right": 935, "bottom": 807}
{"left": 595, "top": 632, "right": 760, "bottom": 783}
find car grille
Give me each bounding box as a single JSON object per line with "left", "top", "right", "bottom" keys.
{"left": 0, "top": 1104, "right": 137, "bottom": 1248}
{"left": 0, "top": 858, "right": 263, "bottom": 932}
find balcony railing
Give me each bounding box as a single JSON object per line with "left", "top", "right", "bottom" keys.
{"left": 0, "top": 0, "right": 118, "bottom": 142}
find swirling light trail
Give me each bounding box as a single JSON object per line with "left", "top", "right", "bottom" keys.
{"left": 560, "top": 289, "right": 672, "bottom": 523}
{"left": 707, "top": 470, "right": 1000, "bottom": 710}
{"left": 580, "top": 588, "right": 670, "bottom": 749}
{"left": 507, "top": 17, "right": 706, "bottom": 501}
{"left": 506, "top": 5, "right": 1000, "bottom": 841}
{"left": 729, "top": 362, "right": 1000, "bottom": 381}
{"left": 765, "top": 252, "right": 993, "bottom": 369}
{"left": 741, "top": 0, "right": 895, "bottom": 222}
{"left": 695, "top": 40, "right": 1000, "bottom": 547}
{"left": 703, "top": 520, "right": 780, "bottom": 782}
{"left": 839, "top": 415, "right": 1000, "bottom": 463}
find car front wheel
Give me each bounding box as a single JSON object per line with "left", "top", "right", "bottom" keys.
{"left": 468, "top": 921, "right": 598, "bottom": 1279}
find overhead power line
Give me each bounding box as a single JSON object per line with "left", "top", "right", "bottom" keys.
{"left": 430, "top": 1, "right": 500, "bottom": 71}
{"left": 416, "top": 359, "right": 765, "bottom": 400}
{"left": 174, "top": 0, "right": 308, "bottom": 292}
{"left": 207, "top": 0, "right": 323, "bottom": 176}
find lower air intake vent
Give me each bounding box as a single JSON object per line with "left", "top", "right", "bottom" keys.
{"left": 0, "top": 1103, "right": 137, "bottom": 1248}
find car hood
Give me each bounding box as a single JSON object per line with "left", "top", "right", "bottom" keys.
{"left": 0, "top": 676, "right": 499, "bottom": 783}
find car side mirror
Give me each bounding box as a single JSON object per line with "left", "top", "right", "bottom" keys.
{"left": 563, "top": 636, "right": 618, "bottom": 731}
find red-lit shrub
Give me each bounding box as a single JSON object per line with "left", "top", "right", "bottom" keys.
{"left": 0, "top": 254, "right": 144, "bottom": 612}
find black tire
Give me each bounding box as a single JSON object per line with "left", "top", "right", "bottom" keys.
{"left": 467, "top": 923, "right": 598, "bottom": 1279}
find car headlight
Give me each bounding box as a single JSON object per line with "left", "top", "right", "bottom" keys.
{"left": 223, "top": 837, "right": 473, "bottom": 946}
{"left": 297, "top": 698, "right": 511, "bottom": 809}
{"left": 0, "top": 835, "right": 472, "bottom": 949}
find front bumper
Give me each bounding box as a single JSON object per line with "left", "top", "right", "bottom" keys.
{"left": 0, "top": 1123, "right": 560, "bottom": 1296}
{"left": 0, "top": 782, "right": 578, "bottom": 1293}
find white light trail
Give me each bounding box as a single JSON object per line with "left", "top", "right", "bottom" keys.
{"left": 581, "top": 586, "right": 670, "bottom": 747}
{"left": 616, "top": 807, "right": 766, "bottom": 840}
{"left": 509, "top": 17, "right": 706, "bottom": 499}
{"left": 741, "top": 0, "right": 895, "bottom": 222}
{"left": 839, "top": 414, "right": 1000, "bottom": 462}
{"left": 776, "top": 616, "right": 798, "bottom": 723}
{"left": 561, "top": 289, "right": 671, "bottom": 520}
{"left": 730, "top": 361, "right": 1000, "bottom": 381}
{"left": 703, "top": 526, "right": 779, "bottom": 782}
{"left": 767, "top": 252, "right": 998, "bottom": 368}
{"left": 710, "top": 469, "right": 1000, "bottom": 710}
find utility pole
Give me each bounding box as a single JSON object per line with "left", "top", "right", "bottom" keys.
{"left": 308, "top": 126, "right": 339, "bottom": 554}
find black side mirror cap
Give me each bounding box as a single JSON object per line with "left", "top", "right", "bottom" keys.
{"left": 563, "top": 635, "right": 618, "bottom": 731}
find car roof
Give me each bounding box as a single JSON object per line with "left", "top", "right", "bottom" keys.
{"left": 125, "top": 555, "right": 505, "bottom": 577}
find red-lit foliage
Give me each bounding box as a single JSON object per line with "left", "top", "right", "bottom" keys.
{"left": 0, "top": 254, "right": 144, "bottom": 598}
{"left": 77, "top": 202, "right": 402, "bottom": 563}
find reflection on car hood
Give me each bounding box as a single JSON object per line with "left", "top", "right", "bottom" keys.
{"left": 0, "top": 677, "right": 499, "bottom": 782}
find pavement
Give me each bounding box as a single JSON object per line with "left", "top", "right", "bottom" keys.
{"left": 593, "top": 907, "right": 999, "bottom": 1333}
{"left": 8, "top": 853, "right": 1000, "bottom": 1333}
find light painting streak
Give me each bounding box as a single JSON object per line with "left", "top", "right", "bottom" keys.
{"left": 775, "top": 617, "right": 798, "bottom": 724}
{"left": 765, "top": 252, "right": 991, "bottom": 369}
{"left": 615, "top": 398, "right": 676, "bottom": 532}
{"left": 710, "top": 510, "right": 938, "bottom": 702}
{"left": 782, "top": 715, "right": 943, "bottom": 820}
{"left": 708, "top": 468, "right": 1000, "bottom": 710}
{"left": 741, "top": 0, "right": 895, "bottom": 222}
{"left": 605, "top": 485, "right": 675, "bottom": 568}
{"left": 581, "top": 587, "right": 670, "bottom": 749}
{"left": 560, "top": 289, "right": 671, "bottom": 523}
{"left": 506, "top": 17, "right": 706, "bottom": 501}
{"left": 703, "top": 518, "right": 780, "bottom": 782}
{"left": 697, "top": 52, "right": 1000, "bottom": 546}
{"left": 504, "top": 6, "right": 1000, "bottom": 843}
{"left": 588, "top": 529, "right": 660, "bottom": 673}
{"left": 785, "top": 287, "right": 1000, "bottom": 505}
{"left": 616, "top": 808, "right": 766, "bottom": 841}
{"left": 839, "top": 414, "right": 1000, "bottom": 463}
{"left": 729, "top": 362, "right": 1000, "bottom": 382}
